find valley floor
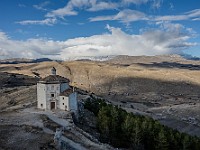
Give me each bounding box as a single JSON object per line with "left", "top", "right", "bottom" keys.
{"left": 106, "top": 92, "right": 200, "bottom": 137}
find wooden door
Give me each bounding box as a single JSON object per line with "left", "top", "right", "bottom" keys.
{"left": 51, "top": 102, "right": 55, "bottom": 110}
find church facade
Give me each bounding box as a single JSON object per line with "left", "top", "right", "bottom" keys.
{"left": 37, "top": 67, "right": 78, "bottom": 112}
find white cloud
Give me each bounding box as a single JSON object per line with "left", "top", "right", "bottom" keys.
{"left": 186, "top": 9, "right": 200, "bottom": 18}
{"left": 18, "top": 1, "right": 200, "bottom": 27}
{"left": 90, "top": 9, "right": 148, "bottom": 23}
{"left": 0, "top": 48, "right": 9, "bottom": 57}
{"left": 89, "top": 7, "right": 200, "bottom": 24}
{"left": 69, "top": 0, "right": 92, "bottom": 8}
{"left": 192, "top": 18, "right": 200, "bottom": 21}
{"left": 18, "top": 3, "right": 26, "bottom": 8}
{"left": 16, "top": 18, "right": 57, "bottom": 26}
{"left": 87, "top": 1, "right": 118, "bottom": 11}
{"left": 122, "top": 0, "right": 148, "bottom": 5}
{"left": 46, "top": 0, "right": 118, "bottom": 18}
{"left": 46, "top": 4, "right": 77, "bottom": 18}
{"left": 169, "top": 3, "right": 174, "bottom": 10}
{"left": 46, "top": 0, "right": 151, "bottom": 18}
{"left": 114, "top": 9, "right": 148, "bottom": 23}
{"left": 151, "top": 0, "right": 163, "bottom": 9}
{"left": 155, "top": 15, "right": 189, "bottom": 21}
{"left": 60, "top": 25, "right": 196, "bottom": 59}
{"left": 89, "top": 15, "right": 114, "bottom": 22}
{"left": 33, "top": 1, "right": 50, "bottom": 11}
{"left": 0, "top": 32, "right": 8, "bottom": 40}
{"left": 155, "top": 8, "right": 200, "bottom": 21}
{"left": 157, "top": 21, "right": 184, "bottom": 33}
{"left": 0, "top": 32, "right": 65, "bottom": 59}
{"left": 0, "top": 25, "right": 196, "bottom": 60}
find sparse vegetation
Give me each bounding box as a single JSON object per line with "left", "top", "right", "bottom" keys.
{"left": 84, "top": 98, "right": 200, "bottom": 149}
{"left": 1, "top": 55, "right": 200, "bottom": 149}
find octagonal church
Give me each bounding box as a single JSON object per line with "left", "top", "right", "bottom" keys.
{"left": 37, "top": 67, "right": 78, "bottom": 113}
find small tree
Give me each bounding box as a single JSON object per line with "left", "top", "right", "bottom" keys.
{"left": 156, "top": 129, "right": 169, "bottom": 150}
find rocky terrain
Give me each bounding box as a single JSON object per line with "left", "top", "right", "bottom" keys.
{"left": 1, "top": 54, "right": 200, "bottom": 149}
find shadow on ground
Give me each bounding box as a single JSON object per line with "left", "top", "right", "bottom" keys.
{"left": 137, "top": 61, "right": 200, "bottom": 70}
{"left": 0, "top": 72, "right": 38, "bottom": 88}
{"left": 94, "top": 76, "right": 200, "bottom": 95}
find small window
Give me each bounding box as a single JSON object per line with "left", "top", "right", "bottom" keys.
{"left": 51, "top": 94, "right": 54, "bottom": 97}
{"left": 41, "top": 104, "right": 43, "bottom": 108}
{"left": 63, "top": 103, "right": 64, "bottom": 105}
{"left": 63, "top": 97, "right": 64, "bottom": 100}
{"left": 51, "top": 85, "right": 54, "bottom": 90}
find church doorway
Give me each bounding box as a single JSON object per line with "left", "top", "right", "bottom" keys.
{"left": 51, "top": 102, "right": 56, "bottom": 110}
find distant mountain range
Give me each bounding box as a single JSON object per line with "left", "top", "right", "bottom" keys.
{"left": 180, "top": 54, "right": 200, "bottom": 61}
{"left": 65, "top": 55, "right": 117, "bottom": 61}
{"left": 1, "top": 54, "right": 200, "bottom": 64}
{"left": 0, "top": 58, "right": 53, "bottom": 64}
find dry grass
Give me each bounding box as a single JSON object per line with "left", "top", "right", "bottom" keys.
{"left": 1, "top": 55, "right": 200, "bottom": 96}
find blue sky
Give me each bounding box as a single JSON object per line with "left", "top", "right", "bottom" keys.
{"left": 0, "top": 0, "right": 200, "bottom": 60}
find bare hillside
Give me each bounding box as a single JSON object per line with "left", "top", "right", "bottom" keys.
{"left": 1, "top": 55, "right": 200, "bottom": 96}
{"left": 1, "top": 55, "right": 200, "bottom": 140}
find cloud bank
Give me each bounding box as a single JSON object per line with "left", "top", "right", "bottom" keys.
{"left": 17, "top": 0, "right": 163, "bottom": 25}
{"left": 16, "top": 0, "right": 200, "bottom": 27}
{"left": 0, "top": 25, "right": 196, "bottom": 60}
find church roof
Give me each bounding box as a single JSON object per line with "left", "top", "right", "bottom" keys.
{"left": 60, "top": 88, "right": 73, "bottom": 96}
{"left": 39, "top": 75, "right": 70, "bottom": 84}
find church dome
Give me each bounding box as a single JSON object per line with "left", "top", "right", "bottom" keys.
{"left": 38, "top": 67, "right": 70, "bottom": 84}
{"left": 39, "top": 75, "right": 70, "bottom": 84}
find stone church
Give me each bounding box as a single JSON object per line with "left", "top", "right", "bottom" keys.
{"left": 37, "top": 67, "right": 78, "bottom": 113}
